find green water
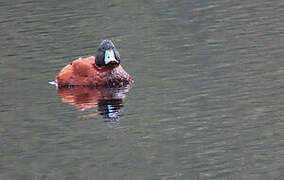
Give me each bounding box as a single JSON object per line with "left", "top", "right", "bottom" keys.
{"left": 0, "top": 0, "right": 283, "bottom": 179}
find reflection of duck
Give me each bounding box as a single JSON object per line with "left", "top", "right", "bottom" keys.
{"left": 56, "top": 40, "right": 133, "bottom": 87}
{"left": 57, "top": 86, "right": 131, "bottom": 126}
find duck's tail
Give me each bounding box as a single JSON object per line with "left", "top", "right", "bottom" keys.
{"left": 49, "top": 80, "right": 58, "bottom": 87}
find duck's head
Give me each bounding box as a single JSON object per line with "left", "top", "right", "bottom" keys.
{"left": 95, "top": 40, "right": 121, "bottom": 68}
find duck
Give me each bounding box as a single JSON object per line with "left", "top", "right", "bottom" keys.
{"left": 56, "top": 40, "right": 133, "bottom": 87}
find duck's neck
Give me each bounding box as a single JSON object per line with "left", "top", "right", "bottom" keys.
{"left": 94, "top": 63, "right": 120, "bottom": 71}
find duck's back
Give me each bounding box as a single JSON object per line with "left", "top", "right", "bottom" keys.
{"left": 56, "top": 56, "right": 133, "bottom": 87}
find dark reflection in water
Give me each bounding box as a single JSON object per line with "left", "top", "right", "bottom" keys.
{"left": 57, "top": 85, "right": 131, "bottom": 127}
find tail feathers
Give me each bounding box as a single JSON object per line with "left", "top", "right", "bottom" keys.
{"left": 49, "top": 80, "right": 58, "bottom": 87}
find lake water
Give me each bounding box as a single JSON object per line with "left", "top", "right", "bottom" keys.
{"left": 0, "top": 0, "right": 283, "bottom": 179}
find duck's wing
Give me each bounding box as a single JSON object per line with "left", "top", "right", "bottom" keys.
{"left": 56, "top": 57, "right": 95, "bottom": 86}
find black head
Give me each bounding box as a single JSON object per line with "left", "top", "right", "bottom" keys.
{"left": 95, "top": 40, "right": 121, "bottom": 67}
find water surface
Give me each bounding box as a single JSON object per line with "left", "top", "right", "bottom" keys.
{"left": 0, "top": 0, "right": 283, "bottom": 179}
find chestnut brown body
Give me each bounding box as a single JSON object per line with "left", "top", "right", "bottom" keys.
{"left": 56, "top": 56, "right": 133, "bottom": 87}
